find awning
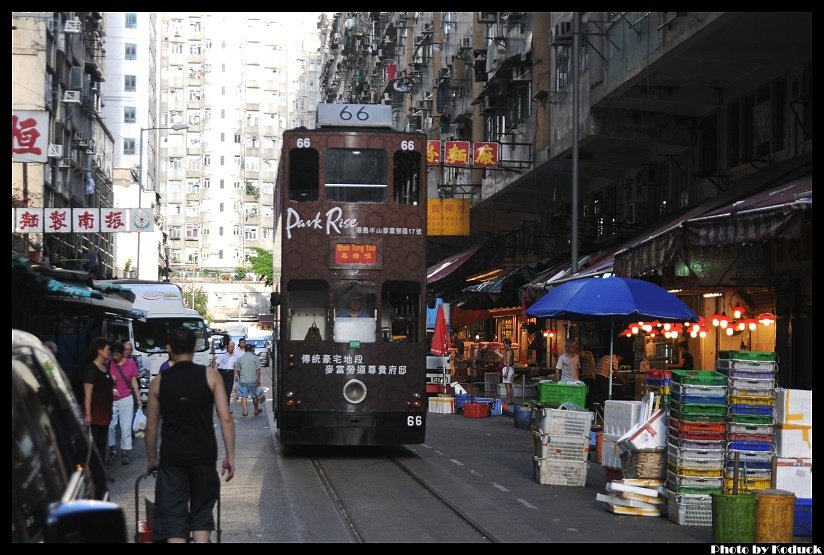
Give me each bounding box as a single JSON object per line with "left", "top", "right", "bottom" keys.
{"left": 427, "top": 241, "right": 487, "bottom": 284}
{"left": 614, "top": 175, "right": 812, "bottom": 276}
{"left": 683, "top": 176, "right": 811, "bottom": 247}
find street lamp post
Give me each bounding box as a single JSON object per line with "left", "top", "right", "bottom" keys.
{"left": 136, "top": 122, "right": 188, "bottom": 279}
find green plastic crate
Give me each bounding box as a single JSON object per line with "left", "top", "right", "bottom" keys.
{"left": 670, "top": 399, "right": 728, "bottom": 416}
{"left": 537, "top": 381, "right": 587, "bottom": 408}
{"left": 717, "top": 350, "right": 777, "bottom": 362}
{"left": 670, "top": 370, "right": 727, "bottom": 386}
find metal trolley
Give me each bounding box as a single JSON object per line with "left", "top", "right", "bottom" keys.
{"left": 134, "top": 473, "right": 221, "bottom": 543}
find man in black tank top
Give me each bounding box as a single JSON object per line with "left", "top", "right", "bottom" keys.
{"left": 146, "top": 327, "right": 236, "bottom": 543}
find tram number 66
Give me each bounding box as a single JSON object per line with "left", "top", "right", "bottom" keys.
{"left": 400, "top": 140, "right": 416, "bottom": 151}
{"left": 406, "top": 415, "right": 423, "bottom": 427}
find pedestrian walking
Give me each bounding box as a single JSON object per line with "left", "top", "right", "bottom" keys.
{"left": 106, "top": 341, "right": 142, "bottom": 465}
{"left": 83, "top": 336, "right": 114, "bottom": 482}
{"left": 212, "top": 341, "right": 241, "bottom": 413}
{"left": 145, "top": 327, "right": 235, "bottom": 543}
{"left": 235, "top": 342, "right": 262, "bottom": 417}
{"left": 501, "top": 337, "right": 515, "bottom": 403}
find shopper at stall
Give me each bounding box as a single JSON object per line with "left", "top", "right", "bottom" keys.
{"left": 595, "top": 352, "right": 625, "bottom": 404}
{"left": 665, "top": 340, "right": 694, "bottom": 370}
{"left": 501, "top": 337, "right": 515, "bottom": 403}
{"left": 555, "top": 339, "right": 580, "bottom": 381}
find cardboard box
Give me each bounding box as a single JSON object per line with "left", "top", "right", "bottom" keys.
{"left": 775, "top": 423, "right": 813, "bottom": 458}
{"left": 775, "top": 388, "right": 812, "bottom": 426}
{"left": 775, "top": 458, "right": 813, "bottom": 498}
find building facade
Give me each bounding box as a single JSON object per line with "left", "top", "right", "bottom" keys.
{"left": 12, "top": 12, "right": 115, "bottom": 276}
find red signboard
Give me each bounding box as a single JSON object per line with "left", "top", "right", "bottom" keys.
{"left": 444, "top": 141, "right": 470, "bottom": 167}
{"left": 473, "top": 142, "right": 499, "bottom": 167}
{"left": 334, "top": 243, "right": 379, "bottom": 266}
{"left": 426, "top": 140, "right": 441, "bottom": 165}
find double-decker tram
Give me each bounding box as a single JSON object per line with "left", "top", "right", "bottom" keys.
{"left": 273, "top": 104, "right": 428, "bottom": 446}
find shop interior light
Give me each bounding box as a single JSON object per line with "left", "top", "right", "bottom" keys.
{"left": 725, "top": 326, "right": 735, "bottom": 336}
{"left": 703, "top": 292, "right": 723, "bottom": 298}
{"left": 711, "top": 313, "right": 722, "bottom": 327}
{"left": 736, "top": 320, "right": 747, "bottom": 332}
{"left": 648, "top": 329, "right": 658, "bottom": 337}
{"left": 630, "top": 324, "right": 640, "bottom": 334}
{"left": 642, "top": 322, "right": 653, "bottom": 332}
{"left": 699, "top": 326, "right": 709, "bottom": 339}
{"left": 663, "top": 322, "right": 672, "bottom": 331}
{"left": 718, "top": 312, "right": 730, "bottom": 329}
{"left": 732, "top": 304, "right": 747, "bottom": 319}
{"left": 690, "top": 329, "right": 698, "bottom": 338}
{"left": 757, "top": 312, "right": 775, "bottom": 326}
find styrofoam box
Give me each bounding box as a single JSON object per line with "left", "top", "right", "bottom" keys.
{"left": 776, "top": 458, "right": 813, "bottom": 498}
{"left": 618, "top": 409, "right": 668, "bottom": 452}
{"left": 427, "top": 396, "right": 454, "bottom": 414}
{"left": 775, "top": 388, "right": 812, "bottom": 426}
{"left": 602, "top": 432, "right": 623, "bottom": 469}
{"left": 775, "top": 424, "right": 813, "bottom": 458}
{"left": 604, "top": 400, "right": 643, "bottom": 436}
{"left": 534, "top": 456, "right": 588, "bottom": 486}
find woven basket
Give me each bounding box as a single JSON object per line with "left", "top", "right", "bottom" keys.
{"left": 620, "top": 449, "right": 667, "bottom": 479}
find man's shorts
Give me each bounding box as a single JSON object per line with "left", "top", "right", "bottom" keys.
{"left": 153, "top": 464, "right": 219, "bottom": 542}
{"left": 237, "top": 381, "right": 257, "bottom": 399}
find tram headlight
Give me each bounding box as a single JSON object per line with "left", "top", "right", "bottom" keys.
{"left": 342, "top": 379, "right": 367, "bottom": 404}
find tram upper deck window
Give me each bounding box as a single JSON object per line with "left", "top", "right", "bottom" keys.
{"left": 325, "top": 149, "right": 387, "bottom": 203}
{"left": 393, "top": 151, "right": 422, "bottom": 205}
{"left": 289, "top": 148, "right": 319, "bottom": 202}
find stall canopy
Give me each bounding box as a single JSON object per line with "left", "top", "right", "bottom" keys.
{"left": 427, "top": 241, "right": 487, "bottom": 284}
{"left": 614, "top": 174, "right": 812, "bottom": 277}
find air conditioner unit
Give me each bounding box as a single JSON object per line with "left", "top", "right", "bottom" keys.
{"left": 59, "top": 157, "right": 71, "bottom": 168}
{"left": 46, "top": 19, "right": 57, "bottom": 33}
{"left": 74, "top": 131, "right": 88, "bottom": 146}
{"left": 416, "top": 100, "right": 427, "bottom": 109}
{"left": 482, "top": 96, "right": 494, "bottom": 113}
{"left": 432, "top": 77, "right": 441, "bottom": 88}
{"left": 47, "top": 144, "right": 63, "bottom": 158}
{"left": 550, "top": 21, "right": 573, "bottom": 45}
{"left": 460, "top": 36, "right": 472, "bottom": 49}
{"left": 62, "top": 90, "right": 81, "bottom": 103}
{"left": 64, "top": 18, "right": 82, "bottom": 34}
{"left": 371, "top": 68, "right": 379, "bottom": 76}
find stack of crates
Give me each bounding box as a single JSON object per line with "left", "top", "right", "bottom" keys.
{"left": 642, "top": 370, "right": 672, "bottom": 408}
{"left": 533, "top": 407, "right": 594, "bottom": 486}
{"left": 665, "top": 369, "right": 728, "bottom": 526}
{"left": 717, "top": 350, "right": 778, "bottom": 493}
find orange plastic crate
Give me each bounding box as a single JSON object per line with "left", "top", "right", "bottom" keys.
{"left": 463, "top": 402, "right": 490, "bottom": 418}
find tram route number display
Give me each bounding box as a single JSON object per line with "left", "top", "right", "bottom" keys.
{"left": 407, "top": 415, "right": 423, "bottom": 428}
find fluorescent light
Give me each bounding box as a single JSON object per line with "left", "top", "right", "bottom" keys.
{"left": 668, "top": 288, "right": 683, "bottom": 293}
{"left": 702, "top": 292, "right": 723, "bottom": 298}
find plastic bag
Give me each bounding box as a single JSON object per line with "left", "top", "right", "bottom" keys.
{"left": 133, "top": 409, "right": 147, "bottom": 436}
{"left": 256, "top": 385, "right": 267, "bottom": 404}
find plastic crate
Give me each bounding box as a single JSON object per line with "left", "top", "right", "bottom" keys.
{"left": 666, "top": 470, "right": 725, "bottom": 490}
{"left": 667, "top": 438, "right": 726, "bottom": 451}
{"left": 670, "top": 392, "right": 727, "bottom": 405}
{"left": 463, "top": 402, "right": 490, "bottom": 418}
{"left": 727, "top": 377, "right": 775, "bottom": 390}
{"left": 670, "top": 382, "right": 727, "bottom": 397}
{"left": 533, "top": 457, "right": 588, "bottom": 486}
{"left": 724, "top": 468, "right": 772, "bottom": 481}
{"left": 537, "top": 381, "right": 587, "bottom": 408}
{"left": 667, "top": 490, "right": 713, "bottom": 526}
{"left": 670, "top": 370, "right": 727, "bottom": 386}
{"left": 669, "top": 408, "right": 727, "bottom": 423}
{"left": 717, "top": 350, "right": 777, "bottom": 362}
{"left": 454, "top": 393, "right": 474, "bottom": 412}
{"left": 729, "top": 414, "right": 774, "bottom": 425}
{"left": 723, "top": 478, "right": 771, "bottom": 494}
{"left": 668, "top": 418, "right": 726, "bottom": 435}
{"left": 667, "top": 443, "right": 725, "bottom": 463}
{"left": 645, "top": 369, "right": 672, "bottom": 379}
{"left": 728, "top": 440, "right": 774, "bottom": 452}
{"left": 729, "top": 405, "right": 773, "bottom": 417}
{"left": 793, "top": 498, "right": 812, "bottom": 537}
{"left": 665, "top": 484, "right": 723, "bottom": 496}
{"left": 643, "top": 376, "right": 672, "bottom": 387}
{"left": 533, "top": 432, "right": 590, "bottom": 461}
{"left": 729, "top": 387, "right": 775, "bottom": 399}
{"left": 538, "top": 407, "right": 594, "bottom": 437}
{"left": 667, "top": 461, "right": 725, "bottom": 477}
{"left": 728, "top": 422, "right": 774, "bottom": 436}
{"left": 729, "top": 394, "right": 775, "bottom": 407}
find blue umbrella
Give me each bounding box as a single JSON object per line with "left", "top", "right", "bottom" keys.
{"left": 526, "top": 276, "right": 699, "bottom": 399}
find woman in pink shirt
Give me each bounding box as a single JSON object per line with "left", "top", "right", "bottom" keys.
{"left": 107, "top": 341, "right": 143, "bottom": 465}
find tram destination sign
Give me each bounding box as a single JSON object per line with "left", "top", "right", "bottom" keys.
{"left": 317, "top": 104, "right": 393, "bottom": 128}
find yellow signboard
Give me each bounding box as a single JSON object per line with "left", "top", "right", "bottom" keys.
{"left": 427, "top": 198, "right": 470, "bottom": 236}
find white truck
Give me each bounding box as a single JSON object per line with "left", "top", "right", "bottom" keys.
{"left": 425, "top": 299, "right": 451, "bottom": 394}
{"left": 109, "top": 281, "right": 211, "bottom": 391}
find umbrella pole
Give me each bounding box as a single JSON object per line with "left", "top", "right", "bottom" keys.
{"left": 608, "top": 319, "right": 614, "bottom": 400}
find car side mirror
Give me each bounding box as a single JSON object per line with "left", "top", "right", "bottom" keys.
{"left": 44, "top": 500, "right": 127, "bottom": 543}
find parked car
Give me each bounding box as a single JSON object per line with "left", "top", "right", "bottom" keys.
{"left": 245, "top": 337, "right": 270, "bottom": 366}
{"left": 12, "top": 329, "right": 127, "bottom": 542}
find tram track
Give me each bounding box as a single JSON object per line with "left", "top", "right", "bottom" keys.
{"left": 309, "top": 452, "right": 497, "bottom": 543}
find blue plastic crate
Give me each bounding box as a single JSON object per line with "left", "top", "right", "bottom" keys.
{"left": 454, "top": 394, "right": 473, "bottom": 411}
{"left": 794, "top": 498, "right": 812, "bottom": 537}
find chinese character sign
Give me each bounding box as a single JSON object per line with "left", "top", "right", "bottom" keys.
{"left": 334, "top": 243, "right": 378, "bottom": 266}
{"left": 427, "top": 198, "right": 470, "bottom": 236}
{"left": 426, "top": 140, "right": 441, "bottom": 165}
{"left": 12, "top": 110, "right": 49, "bottom": 163}
{"left": 473, "top": 142, "right": 499, "bottom": 167}
{"left": 73, "top": 209, "right": 100, "bottom": 232}
{"left": 45, "top": 208, "right": 71, "bottom": 233}
{"left": 101, "top": 208, "right": 128, "bottom": 232}
{"left": 444, "top": 141, "right": 470, "bottom": 167}
{"left": 15, "top": 208, "right": 44, "bottom": 233}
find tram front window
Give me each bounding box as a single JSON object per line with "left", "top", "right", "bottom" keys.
{"left": 334, "top": 288, "right": 377, "bottom": 343}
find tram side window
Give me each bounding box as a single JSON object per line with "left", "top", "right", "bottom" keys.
{"left": 325, "top": 149, "right": 387, "bottom": 203}
{"left": 333, "top": 286, "right": 377, "bottom": 343}
{"left": 287, "top": 280, "right": 328, "bottom": 341}
{"left": 393, "top": 151, "right": 421, "bottom": 205}
{"left": 380, "top": 281, "right": 421, "bottom": 343}
{"left": 289, "top": 148, "right": 319, "bottom": 202}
